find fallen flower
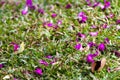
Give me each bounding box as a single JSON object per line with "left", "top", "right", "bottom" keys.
{"left": 89, "top": 32, "right": 98, "bottom": 36}
{"left": 21, "top": 6, "right": 28, "bottom": 15}
{"left": 34, "top": 68, "right": 43, "bottom": 76}
{"left": 113, "top": 51, "right": 120, "bottom": 57}
{"left": 51, "top": 13, "right": 57, "bottom": 18}
{"left": 77, "top": 12, "right": 87, "bottom": 23}
{"left": 26, "top": 0, "right": 33, "bottom": 7}
{"left": 10, "top": 42, "right": 20, "bottom": 52}
{"left": 88, "top": 42, "right": 96, "bottom": 48}
{"left": 65, "top": 4, "right": 72, "bottom": 9}
{"left": 46, "top": 55, "right": 53, "bottom": 59}
{"left": 86, "top": 51, "right": 99, "bottom": 63}
{"left": 98, "top": 43, "right": 106, "bottom": 51}
{"left": 39, "top": 60, "right": 48, "bottom": 66}
{"left": 104, "top": 38, "right": 109, "bottom": 44}
{"left": 38, "top": 8, "right": 44, "bottom": 14}
{"left": 74, "top": 43, "right": 82, "bottom": 50}
{"left": 116, "top": 20, "right": 120, "bottom": 24}
{"left": 0, "top": 64, "right": 3, "bottom": 69}
{"left": 77, "top": 32, "right": 86, "bottom": 39}
{"left": 57, "top": 20, "right": 62, "bottom": 25}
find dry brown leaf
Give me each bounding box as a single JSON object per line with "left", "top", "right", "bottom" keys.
{"left": 91, "top": 58, "right": 106, "bottom": 73}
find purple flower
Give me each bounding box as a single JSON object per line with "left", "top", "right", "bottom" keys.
{"left": 51, "top": 13, "right": 57, "bottom": 18}
{"left": 38, "top": 8, "right": 44, "bottom": 14}
{"left": 98, "top": 43, "right": 106, "bottom": 51}
{"left": 77, "top": 33, "right": 86, "bottom": 39}
{"left": 116, "top": 20, "right": 120, "bottom": 24}
{"left": 46, "top": 55, "right": 53, "bottom": 59}
{"left": 100, "top": 0, "right": 111, "bottom": 10}
{"left": 10, "top": 42, "right": 20, "bottom": 51}
{"left": 77, "top": 12, "right": 87, "bottom": 23}
{"left": 0, "top": 64, "right": 3, "bottom": 69}
{"left": 57, "top": 20, "right": 62, "bottom": 25}
{"left": 34, "top": 68, "right": 43, "bottom": 76}
{"left": 47, "top": 22, "right": 53, "bottom": 27}
{"left": 65, "top": 4, "right": 72, "bottom": 9}
{"left": 21, "top": 6, "right": 28, "bottom": 15}
{"left": 103, "top": 0, "right": 111, "bottom": 9}
{"left": 89, "top": 32, "right": 98, "bottom": 36}
{"left": 26, "top": 0, "right": 33, "bottom": 7}
{"left": 86, "top": 51, "right": 99, "bottom": 63}
{"left": 39, "top": 60, "right": 48, "bottom": 66}
{"left": 102, "top": 24, "right": 109, "bottom": 29}
{"left": 104, "top": 38, "right": 109, "bottom": 44}
{"left": 88, "top": 42, "right": 96, "bottom": 48}
{"left": 86, "top": 54, "right": 94, "bottom": 63}
{"left": 74, "top": 43, "right": 82, "bottom": 50}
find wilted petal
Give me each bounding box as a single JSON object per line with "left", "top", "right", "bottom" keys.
{"left": 21, "top": 6, "right": 28, "bottom": 15}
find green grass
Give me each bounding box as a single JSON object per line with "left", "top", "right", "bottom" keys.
{"left": 0, "top": 0, "right": 120, "bottom": 80}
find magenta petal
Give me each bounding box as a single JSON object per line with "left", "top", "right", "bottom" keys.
{"left": 10, "top": 42, "right": 20, "bottom": 51}
{"left": 57, "top": 20, "right": 62, "bottom": 25}
{"left": 21, "top": 6, "right": 28, "bottom": 15}
{"left": 88, "top": 42, "right": 96, "bottom": 48}
{"left": 116, "top": 20, "right": 120, "bottom": 24}
{"left": 34, "top": 68, "right": 43, "bottom": 76}
{"left": 51, "top": 13, "right": 57, "bottom": 18}
{"left": 78, "top": 12, "right": 87, "bottom": 23}
{"left": 0, "top": 64, "right": 3, "bottom": 69}
{"left": 47, "top": 22, "right": 53, "bottom": 27}
{"left": 98, "top": 43, "right": 105, "bottom": 51}
{"left": 46, "top": 55, "right": 52, "bottom": 59}
{"left": 104, "top": 38, "right": 109, "bottom": 44}
{"left": 39, "top": 60, "right": 48, "bottom": 66}
{"left": 86, "top": 54, "right": 94, "bottom": 63}
{"left": 26, "top": 0, "right": 33, "bottom": 7}
{"left": 89, "top": 32, "right": 98, "bottom": 36}
{"left": 65, "top": 4, "right": 72, "bottom": 9}
{"left": 74, "top": 43, "right": 82, "bottom": 50}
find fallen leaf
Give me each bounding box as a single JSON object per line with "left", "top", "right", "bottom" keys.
{"left": 91, "top": 58, "right": 106, "bottom": 72}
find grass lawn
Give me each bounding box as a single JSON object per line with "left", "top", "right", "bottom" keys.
{"left": 0, "top": 0, "right": 120, "bottom": 80}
